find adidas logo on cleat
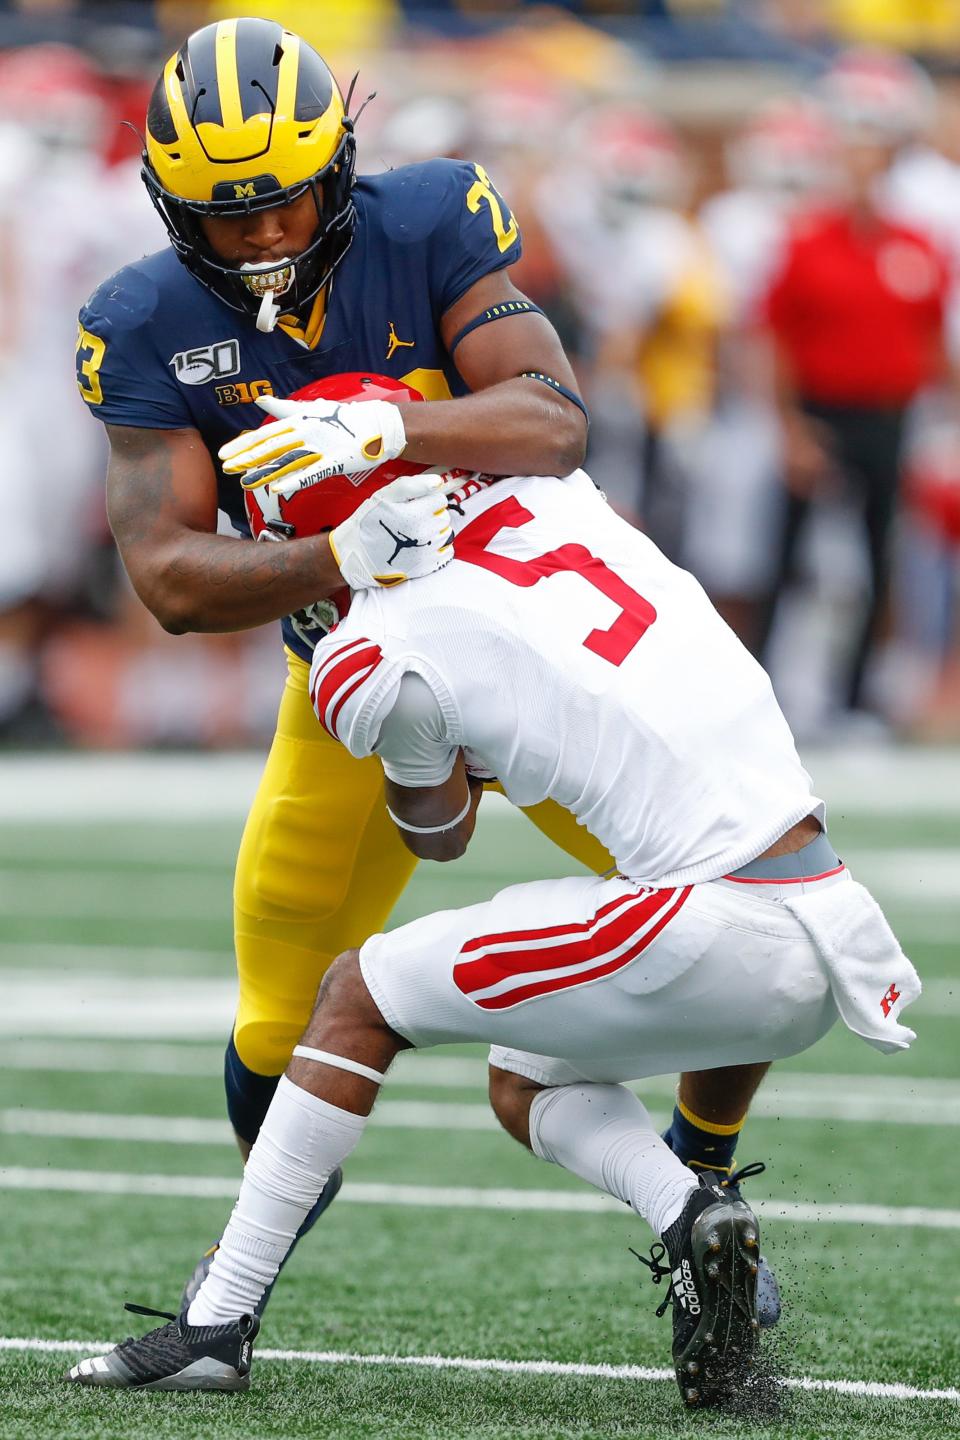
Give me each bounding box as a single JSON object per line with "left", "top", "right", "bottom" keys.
{"left": 672, "top": 1261, "right": 701, "bottom": 1314}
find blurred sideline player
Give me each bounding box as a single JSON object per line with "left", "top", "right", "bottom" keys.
{"left": 694, "top": 98, "right": 835, "bottom": 651}
{"left": 757, "top": 49, "right": 949, "bottom": 724}
{"left": 75, "top": 18, "right": 778, "bottom": 1314}
{"left": 0, "top": 45, "right": 161, "bottom": 733}
{"left": 66, "top": 374, "right": 921, "bottom": 1406}
{"left": 538, "top": 103, "right": 727, "bottom": 558}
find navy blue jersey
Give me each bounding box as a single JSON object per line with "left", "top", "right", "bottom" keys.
{"left": 77, "top": 158, "right": 521, "bottom": 658}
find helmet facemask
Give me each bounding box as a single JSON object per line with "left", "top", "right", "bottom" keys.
{"left": 142, "top": 124, "right": 356, "bottom": 329}
{"left": 141, "top": 18, "right": 361, "bottom": 328}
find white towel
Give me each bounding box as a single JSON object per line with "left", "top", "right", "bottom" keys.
{"left": 781, "top": 878, "right": 921, "bottom": 1054}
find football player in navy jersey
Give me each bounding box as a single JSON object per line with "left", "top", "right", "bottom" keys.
{"left": 75, "top": 17, "right": 779, "bottom": 1324}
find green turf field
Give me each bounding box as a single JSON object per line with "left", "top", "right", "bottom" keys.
{"left": 1, "top": 754, "right": 959, "bottom": 1439}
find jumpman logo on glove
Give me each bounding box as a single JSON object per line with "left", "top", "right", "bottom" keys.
{"left": 321, "top": 404, "right": 358, "bottom": 441}
{"left": 379, "top": 518, "right": 429, "bottom": 567}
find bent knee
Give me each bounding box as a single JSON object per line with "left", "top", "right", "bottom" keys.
{"left": 299, "top": 948, "right": 407, "bottom": 1076}
{"left": 317, "top": 947, "right": 361, "bottom": 999}
{"left": 310, "top": 948, "right": 381, "bottom": 1026}
{"left": 488, "top": 1065, "right": 544, "bottom": 1150}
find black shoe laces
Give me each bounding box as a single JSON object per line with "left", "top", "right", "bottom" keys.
{"left": 723, "top": 1161, "right": 766, "bottom": 1193}
{"left": 628, "top": 1162, "right": 767, "bottom": 1320}
{"left": 113, "top": 1303, "right": 186, "bottom": 1381}
{"left": 630, "top": 1242, "right": 675, "bottom": 1318}
{"left": 124, "top": 1302, "right": 178, "bottom": 1323}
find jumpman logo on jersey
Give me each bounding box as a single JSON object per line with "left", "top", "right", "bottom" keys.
{"left": 379, "top": 518, "right": 428, "bottom": 567}
{"left": 386, "top": 321, "right": 415, "bottom": 360}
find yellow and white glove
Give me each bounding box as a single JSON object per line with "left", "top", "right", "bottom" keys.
{"left": 219, "top": 395, "right": 407, "bottom": 496}
{"left": 330, "top": 473, "right": 456, "bottom": 589}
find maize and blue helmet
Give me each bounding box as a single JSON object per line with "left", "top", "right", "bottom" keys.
{"left": 142, "top": 17, "right": 357, "bottom": 321}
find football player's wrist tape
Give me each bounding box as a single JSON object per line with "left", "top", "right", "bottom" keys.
{"left": 386, "top": 792, "right": 472, "bottom": 834}
{"left": 448, "top": 299, "right": 546, "bottom": 354}
{"left": 519, "top": 371, "right": 590, "bottom": 425}
{"left": 292, "top": 1046, "right": 386, "bottom": 1085}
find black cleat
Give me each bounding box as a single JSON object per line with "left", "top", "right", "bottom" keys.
{"left": 64, "top": 1303, "right": 258, "bottom": 1391}
{"left": 634, "top": 1176, "right": 760, "bottom": 1409}
{"left": 180, "top": 1165, "right": 343, "bottom": 1317}
{"left": 696, "top": 1162, "right": 781, "bottom": 1328}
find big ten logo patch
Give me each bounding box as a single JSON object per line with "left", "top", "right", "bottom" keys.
{"left": 170, "top": 339, "right": 241, "bottom": 386}
{"left": 216, "top": 379, "right": 275, "bottom": 406}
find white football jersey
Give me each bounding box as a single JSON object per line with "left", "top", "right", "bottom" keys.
{"left": 309, "top": 471, "right": 820, "bottom": 886}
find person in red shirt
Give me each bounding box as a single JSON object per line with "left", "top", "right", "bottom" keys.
{"left": 760, "top": 50, "right": 950, "bottom": 717}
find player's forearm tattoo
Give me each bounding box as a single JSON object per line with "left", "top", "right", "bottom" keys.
{"left": 107, "top": 425, "right": 338, "bottom": 628}
{"left": 173, "top": 533, "right": 318, "bottom": 595}
{"left": 107, "top": 428, "right": 181, "bottom": 548}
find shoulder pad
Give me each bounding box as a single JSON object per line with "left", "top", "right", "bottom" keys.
{"left": 362, "top": 157, "right": 471, "bottom": 244}
{"left": 309, "top": 632, "right": 398, "bottom": 754}
{"left": 77, "top": 251, "right": 197, "bottom": 427}
{"left": 81, "top": 250, "right": 180, "bottom": 337}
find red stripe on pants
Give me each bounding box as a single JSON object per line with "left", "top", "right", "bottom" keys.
{"left": 466, "top": 886, "right": 692, "bottom": 1010}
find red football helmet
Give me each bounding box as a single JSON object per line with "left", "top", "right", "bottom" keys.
{"left": 577, "top": 102, "right": 687, "bottom": 217}
{"left": 728, "top": 98, "right": 835, "bottom": 196}
{"left": 242, "top": 371, "right": 427, "bottom": 544}
{"left": 818, "top": 48, "right": 934, "bottom": 142}
{"left": 243, "top": 371, "right": 430, "bottom": 638}
{"left": 0, "top": 43, "right": 107, "bottom": 155}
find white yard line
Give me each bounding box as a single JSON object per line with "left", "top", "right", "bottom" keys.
{"left": 845, "top": 852, "right": 960, "bottom": 903}
{"left": 2, "top": 1166, "right": 959, "bottom": 1230}
{"left": 0, "top": 755, "right": 265, "bottom": 822}
{"left": 0, "top": 1105, "right": 509, "bottom": 1141}
{"left": 1, "top": 920, "right": 955, "bottom": 984}
{"left": 0, "top": 1041, "right": 489, "bottom": 1085}
{"left": 2, "top": 964, "right": 953, "bottom": 1042}
{"left": 0, "top": 1040, "right": 225, "bottom": 1076}
{"left": 3, "top": 748, "right": 960, "bottom": 819}
{"left": 0, "top": 872, "right": 225, "bottom": 919}
{"left": 0, "top": 941, "right": 234, "bottom": 971}
{"left": 1, "top": 973, "right": 236, "bottom": 1038}
{"left": 0, "top": 850, "right": 958, "bottom": 911}
{"left": 3, "top": 1044, "right": 959, "bottom": 1120}
{"left": 0, "top": 1334, "right": 956, "bottom": 1403}
{"left": 4, "top": 1067, "right": 960, "bottom": 1148}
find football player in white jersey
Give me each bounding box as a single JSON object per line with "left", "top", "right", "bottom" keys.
{"left": 68, "top": 375, "right": 920, "bottom": 1410}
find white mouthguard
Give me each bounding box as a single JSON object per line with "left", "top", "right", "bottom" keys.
{"left": 240, "top": 258, "right": 296, "bottom": 331}
{"left": 256, "top": 290, "right": 282, "bottom": 333}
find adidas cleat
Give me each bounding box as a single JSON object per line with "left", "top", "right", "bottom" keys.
{"left": 64, "top": 1303, "right": 258, "bottom": 1391}
{"left": 698, "top": 1162, "right": 781, "bottom": 1328}
{"left": 180, "top": 1164, "right": 343, "bottom": 1316}
{"left": 635, "top": 1176, "right": 760, "bottom": 1409}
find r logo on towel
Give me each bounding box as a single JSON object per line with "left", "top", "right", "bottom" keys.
{"left": 880, "top": 983, "right": 901, "bottom": 1017}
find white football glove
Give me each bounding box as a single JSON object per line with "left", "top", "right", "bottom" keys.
{"left": 330, "top": 472, "right": 458, "bottom": 590}
{"left": 219, "top": 395, "right": 407, "bottom": 496}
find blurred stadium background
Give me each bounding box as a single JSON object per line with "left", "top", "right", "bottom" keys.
{"left": 2, "top": 0, "right": 960, "bottom": 745}
{"left": 2, "top": 4, "right": 960, "bottom": 1436}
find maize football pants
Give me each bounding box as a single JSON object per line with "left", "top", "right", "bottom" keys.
{"left": 233, "top": 651, "right": 614, "bottom": 1076}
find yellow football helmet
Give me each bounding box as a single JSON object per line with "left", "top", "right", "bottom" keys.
{"left": 142, "top": 17, "right": 356, "bottom": 321}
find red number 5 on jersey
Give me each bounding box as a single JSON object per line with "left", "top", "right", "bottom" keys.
{"left": 454, "top": 496, "right": 657, "bottom": 666}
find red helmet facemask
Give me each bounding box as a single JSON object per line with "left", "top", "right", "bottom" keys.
{"left": 242, "top": 371, "right": 428, "bottom": 543}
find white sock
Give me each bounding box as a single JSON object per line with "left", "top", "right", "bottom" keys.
{"left": 187, "top": 1076, "right": 367, "bottom": 1325}
{"left": 529, "top": 1082, "right": 699, "bottom": 1237}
